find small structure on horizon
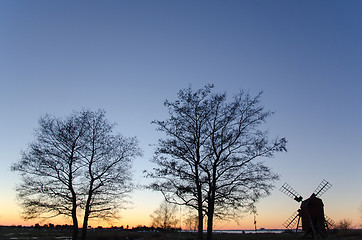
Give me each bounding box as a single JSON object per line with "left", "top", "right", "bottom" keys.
{"left": 280, "top": 179, "right": 334, "bottom": 239}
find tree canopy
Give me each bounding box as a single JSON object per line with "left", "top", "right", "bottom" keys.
{"left": 12, "top": 109, "right": 141, "bottom": 240}
{"left": 147, "top": 85, "right": 286, "bottom": 240}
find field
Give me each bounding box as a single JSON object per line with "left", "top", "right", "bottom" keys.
{"left": 0, "top": 227, "right": 361, "bottom": 240}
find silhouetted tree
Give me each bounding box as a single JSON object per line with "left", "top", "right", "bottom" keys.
{"left": 12, "top": 109, "right": 141, "bottom": 240}
{"left": 184, "top": 208, "right": 198, "bottom": 232}
{"left": 79, "top": 110, "right": 141, "bottom": 240}
{"left": 150, "top": 201, "right": 179, "bottom": 230}
{"left": 336, "top": 219, "right": 353, "bottom": 230}
{"left": 147, "top": 85, "right": 212, "bottom": 240}
{"left": 12, "top": 112, "right": 87, "bottom": 240}
{"left": 147, "top": 85, "right": 286, "bottom": 240}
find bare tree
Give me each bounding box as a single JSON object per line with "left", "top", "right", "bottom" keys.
{"left": 147, "top": 85, "right": 286, "bottom": 240}
{"left": 148, "top": 85, "right": 213, "bottom": 240}
{"left": 12, "top": 112, "right": 87, "bottom": 240}
{"left": 203, "top": 90, "right": 286, "bottom": 240}
{"left": 336, "top": 219, "right": 353, "bottom": 230}
{"left": 12, "top": 109, "right": 141, "bottom": 240}
{"left": 79, "top": 110, "right": 141, "bottom": 240}
{"left": 184, "top": 208, "right": 198, "bottom": 232}
{"left": 150, "top": 201, "right": 179, "bottom": 230}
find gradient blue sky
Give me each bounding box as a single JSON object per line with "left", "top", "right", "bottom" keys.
{"left": 0, "top": 0, "right": 361, "bottom": 229}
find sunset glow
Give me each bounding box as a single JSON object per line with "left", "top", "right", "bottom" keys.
{"left": 1, "top": 0, "right": 361, "bottom": 232}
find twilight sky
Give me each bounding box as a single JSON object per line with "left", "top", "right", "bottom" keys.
{"left": 0, "top": 0, "right": 361, "bottom": 229}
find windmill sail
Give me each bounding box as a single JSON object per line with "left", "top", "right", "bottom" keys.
{"left": 313, "top": 179, "right": 332, "bottom": 197}
{"left": 280, "top": 183, "right": 303, "bottom": 202}
{"left": 283, "top": 211, "right": 300, "bottom": 229}
{"left": 325, "top": 215, "right": 335, "bottom": 229}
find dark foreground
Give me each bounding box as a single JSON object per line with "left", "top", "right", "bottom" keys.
{"left": 0, "top": 227, "right": 361, "bottom": 240}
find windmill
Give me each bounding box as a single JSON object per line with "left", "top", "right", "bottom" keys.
{"left": 280, "top": 179, "right": 334, "bottom": 238}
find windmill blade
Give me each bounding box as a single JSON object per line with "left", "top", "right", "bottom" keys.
{"left": 325, "top": 215, "right": 335, "bottom": 229}
{"left": 280, "top": 183, "right": 303, "bottom": 202}
{"left": 283, "top": 210, "right": 300, "bottom": 229}
{"left": 313, "top": 179, "right": 332, "bottom": 197}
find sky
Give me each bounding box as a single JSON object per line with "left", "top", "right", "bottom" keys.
{"left": 0, "top": 0, "right": 361, "bottom": 230}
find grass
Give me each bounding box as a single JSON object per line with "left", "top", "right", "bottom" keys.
{"left": 0, "top": 227, "right": 361, "bottom": 240}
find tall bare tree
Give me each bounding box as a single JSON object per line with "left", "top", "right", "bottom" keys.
{"left": 12, "top": 112, "right": 87, "bottom": 240}
{"left": 147, "top": 85, "right": 286, "bottom": 240}
{"left": 79, "top": 110, "right": 141, "bottom": 240}
{"left": 148, "top": 85, "right": 213, "bottom": 240}
{"left": 203, "top": 90, "right": 286, "bottom": 240}
{"left": 12, "top": 109, "right": 141, "bottom": 240}
{"left": 184, "top": 209, "right": 198, "bottom": 232}
{"left": 150, "top": 201, "right": 179, "bottom": 230}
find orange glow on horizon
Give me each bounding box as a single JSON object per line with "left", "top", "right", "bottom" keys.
{"left": 2, "top": 214, "right": 361, "bottom": 230}
{"left": 1, "top": 211, "right": 283, "bottom": 230}
{"left": 2, "top": 203, "right": 360, "bottom": 230}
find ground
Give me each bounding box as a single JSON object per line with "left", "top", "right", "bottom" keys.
{"left": 0, "top": 227, "right": 361, "bottom": 240}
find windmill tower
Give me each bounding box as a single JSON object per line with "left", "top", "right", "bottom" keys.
{"left": 280, "top": 179, "right": 334, "bottom": 238}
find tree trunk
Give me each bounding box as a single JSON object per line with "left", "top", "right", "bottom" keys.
{"left": 197, "top": 207, "right": 204, "bottom": 240}
{"left": 206, "top": 188, "right": 215, "bottom": 240}
{"left": 195, "top": 161, "right": 204, "bottom": 240}
{"left": 206, "top": 209, "right": 214, "bottom": 240}
{"left": 69, "top": 159, "right": 79, "bottom": 240}
{"left": 71, "top": 192, "right": 78, "bottom": 240}
{"left": 206, "top": 165, "right": 217, "bottom": 240}
{"left": 196, "top": 173, "right": 204, "bottom": 240}
{"left": 71, "top": 210, "right": 78, "bottom": 240}
{"left": 81, "top": 209, "right": 90, "bottom": 240}
{"left": 81, "top": 189, "right": 93, "bottom": 240}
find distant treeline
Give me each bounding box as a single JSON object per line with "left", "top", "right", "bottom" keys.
{"left": 3, "top": 224, "right": 181, "bottom": 232}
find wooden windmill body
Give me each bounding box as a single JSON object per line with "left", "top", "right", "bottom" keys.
{"left": 280, "top": 180, "right": 334, "bottom": 238}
